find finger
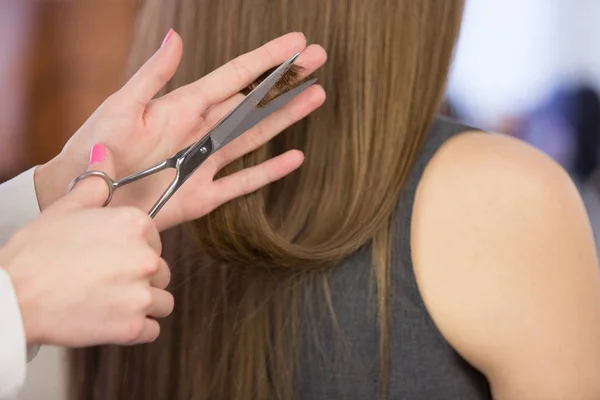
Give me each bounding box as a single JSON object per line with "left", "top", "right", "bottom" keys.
{"left": 208, "top": 150, "right": 304, "bottom": 208}
{"left": 162, "top": 32, "right": 307, "bottom": 115}
{"left": 216, "top": 84, "right": 326, "bottom": 170}
{"left": 58, "top": 144, "right": 116, "bottom": 211}
{"left": 196, "top": 43, "right": 325, "bottom": 132}
{"left": 149, "top": 258, "right": 171, "bottom": 289}
{"left": 117, "top": 208, "right": 161, "bottom": 255}
{"left": 141, "top": 216, "right": 163, "bottom": 255}
{"left": 194, "top": 44, "right": 326, "bottom": 168}
{"left": 146, "top": 288, "right": 175, "bottom": 319}
{"left": 131, "top": 318, "right": 161, "bottom": 344}
{"left": 119, "top": 29, "right": 183, "bottom": 107}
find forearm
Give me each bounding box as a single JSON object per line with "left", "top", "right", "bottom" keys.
{"left": 0, "top": 269, "right": 27, "bottom": 400}
{"left": 0, "top": 167, "right": 46, "bottom": 372}
{"left": 0, "top": 168, "right": 42, "bottom": 246}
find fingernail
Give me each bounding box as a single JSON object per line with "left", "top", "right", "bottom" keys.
{"left": 161, "top": 28, "right": 174, "bottom": 48}
{"left": 89, "top": 144, "right": 106, "bottom": 165}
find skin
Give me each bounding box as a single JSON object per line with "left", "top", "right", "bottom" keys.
{"left": 412, "top": 131, "right": 600, "bottom": 399}
{"left": 1, "top": 32, "right": 326, "bottom": 348}
{"left": 0, "top": 153, "right": 172, "bottom": 346}
{"left": 22, "top": 28, "right": 595, "bottom": 398}
{"left": 34, "top": 32, "right": 327, "bottom": 229}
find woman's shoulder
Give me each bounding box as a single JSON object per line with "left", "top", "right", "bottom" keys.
{"left": 411, "top": 129, "right": 582, "bottom": 254}
{"left": 412, "top": 129, "right": 581, "bottom": 233}
{"left": 419, "top": 128, "right": 573, "bottom": 193}
{"left": 410, "top": 130, "right": 600, "bottom": 398}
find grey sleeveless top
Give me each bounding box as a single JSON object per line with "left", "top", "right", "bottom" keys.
{"left": 298, "top": 117, "right": 492, "bottom": 399}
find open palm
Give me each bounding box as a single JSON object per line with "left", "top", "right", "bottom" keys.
{"left": 39, "top": 32, "right": 326, "bottom": 231}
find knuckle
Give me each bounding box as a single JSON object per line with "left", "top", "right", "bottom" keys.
{"left": 119, "top": 318, "right": 144, "bottom": 344}
{"left": 230, "top": 57, "right": 253, "bottom": 83}
{"left": 114, "top": 207, "right": 135, "bottom": 225}
{"left": 247, "top": 126, "right": 264, "bottom": 149}
{"left": 138, "top": 251, "right": 160, "bottom": 276}
{"left": 260, "top": 45, "right": 277, "bottom": 66}
{"left": 283, "top": 105, "right": 298, "bottom": 125}
{"left": 136, "top": 288, "right": 154, "bottom": 311}
{"left": 120, "top": 207, "right": 151, "bottom": 236}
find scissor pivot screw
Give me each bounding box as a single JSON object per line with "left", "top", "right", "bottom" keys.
{"left": 200, "top": 147, "right": 207, "bottom": 154}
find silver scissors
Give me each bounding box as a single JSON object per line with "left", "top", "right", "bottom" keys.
{"left": 68, "top": 53, "right": 316, "bottom": 218}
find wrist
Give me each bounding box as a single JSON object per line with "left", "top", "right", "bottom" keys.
{"left": 34, "top": 156, "right": 69, "bottom": 211}
{"left": 0, "top": 253, "right": 45, "bottom": 345}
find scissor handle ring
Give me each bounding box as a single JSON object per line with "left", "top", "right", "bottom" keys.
{"left": 67, "top": 171, "right": 116, "bottom": 207}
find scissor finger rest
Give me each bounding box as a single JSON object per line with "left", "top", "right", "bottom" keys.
{"left": 67, "top": 170, "right": 117, "bottom": 207}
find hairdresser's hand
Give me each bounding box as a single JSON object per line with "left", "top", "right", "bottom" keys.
{"left": 0, "top": 148, "right": 173, "bottom": 347}
{"left": 35, "top": 31, "right": 327, "bottom": 231}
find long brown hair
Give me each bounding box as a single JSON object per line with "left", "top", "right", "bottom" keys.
{"left": 69, "top": 1, "right": 464, "bottom": 399}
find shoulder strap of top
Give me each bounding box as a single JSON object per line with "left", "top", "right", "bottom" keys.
{"left": 388, "top": 116, "right": 490, "bottom": 397}
{"left": 394, "top": 115, "right": 479, "bottom": 268}
{"left": 393, "top": 115, "right": 478, "bottom": 289}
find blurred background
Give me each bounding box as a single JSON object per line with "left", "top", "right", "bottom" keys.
{"left": 1, "top": 0, "right": 599, "bottom": 398}
{"left": 444, "top": 0, "right": 600, "bottom": 256}
{"left": 0, "top": 1, "right": 137, "bottom": 181}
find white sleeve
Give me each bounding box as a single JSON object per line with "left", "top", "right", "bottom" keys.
{"left": 0, "top": 167, "right": 41, "bottom": 246}
{"left": 0, "top": 268, "right": 27, "bottom": 400}
{"left": 0, "top": 167, "right": 42, "bottom": 379}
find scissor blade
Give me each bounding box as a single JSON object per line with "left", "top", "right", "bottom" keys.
{"left": 215, "top": 77, "right": 318, "bottom": 150}
{"left": 207, "top": 53, "right": 300, "bottom": 149}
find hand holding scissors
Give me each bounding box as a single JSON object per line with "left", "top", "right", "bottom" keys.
{"left": 68, "top": 54, "right": 317, "bottom": 218}
{"left": 34, "top": 32, "right": 326, "bottom": 231}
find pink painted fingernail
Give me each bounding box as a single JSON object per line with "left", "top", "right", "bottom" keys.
{"left": 161, "top": 28, "right": 174, "bottom": 48}
{"left": 89, "top": 144, "right": 106, "bottom": 165}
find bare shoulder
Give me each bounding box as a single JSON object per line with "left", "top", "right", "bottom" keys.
{"left": 411, "top": 130, "right": 600, "bottom": 399}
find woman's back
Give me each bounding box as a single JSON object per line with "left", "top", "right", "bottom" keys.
{"left": 298, "top": 117, "right": 490, "bottom": 399}
{"left": 70, "top": 117, "right": 495, "bottom": 400}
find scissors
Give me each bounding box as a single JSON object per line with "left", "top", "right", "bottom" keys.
{"left": 68, "top": 53, "right": 316, "bottom": 218}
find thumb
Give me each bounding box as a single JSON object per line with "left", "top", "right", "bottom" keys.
{"left": 55, "top": 144, "right": 117, "bottom": 212}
